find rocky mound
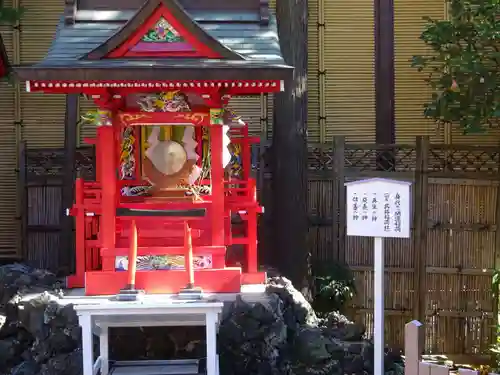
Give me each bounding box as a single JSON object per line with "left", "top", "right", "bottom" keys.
{"left": 0, "top": 264, "right": 404, "bottom": 375}
{"left": 218, "top": 277, "right": 403, "bottom": 375}
{"left": 0, "top": 264, "right": 80, "bottom": 375}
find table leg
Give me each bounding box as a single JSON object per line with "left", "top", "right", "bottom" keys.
{"left": 205, "top": 311, "right": 218, "bottom": 375}
{"left": 100, "top": 325, "right": 109, "bottom": 375}
{"left": 79, "top": 314, "right": 94, "bottom": 375}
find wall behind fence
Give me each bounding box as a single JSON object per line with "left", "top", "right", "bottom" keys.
{"left": 18, "top": 133, "right": 499, "bottom": 356}
{"left": 19, "top": 144, "right": 95, "bottom": 274}
{"left": 306, "top": 136, "right": 499, "bottom": 356}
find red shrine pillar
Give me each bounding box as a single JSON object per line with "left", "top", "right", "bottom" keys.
{"left": 96, "top": 109, "right": 117, "bottom": 271}
{"left": 209, "top": 109, "right": 225, "bottom": 246}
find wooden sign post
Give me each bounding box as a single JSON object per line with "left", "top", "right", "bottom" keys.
{"left": 345, "top": 178, "right": 411, "bottom": 375}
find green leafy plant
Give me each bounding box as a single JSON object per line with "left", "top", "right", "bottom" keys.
{"left": 311, "top": 260, "right": 356, "bottom": 315}
{"left": 0, "top": 0, "right": 24, "bottom": 24}
{"left": 411, "top": 0, "right": 500, "bottom": 133}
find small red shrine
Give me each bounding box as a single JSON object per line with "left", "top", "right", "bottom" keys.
{"left": 14, "top": 0, "right": 292, "bottom": 296}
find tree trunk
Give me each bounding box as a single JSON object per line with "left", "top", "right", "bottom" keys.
{"left": 61, "top": 94, "right": 78, "bottom": 275}
{"left": 272, "top": 0, "right": 309, "bottom": 295}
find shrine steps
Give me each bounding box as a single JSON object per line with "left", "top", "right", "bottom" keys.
{"left": 80, "top": 269, "right": 266, "bottom": 296}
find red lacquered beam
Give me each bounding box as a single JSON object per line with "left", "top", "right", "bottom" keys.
{"left": 116, "top": 207, "right": 206, "bottom": 217}
{"left": 230, "top": 137, "right": 260, "bottom": 144}
{"left": 117, "top": 216, "right": 206, "bottom": 223}
{"left": 114, "top": 237, "right": 211, "bottom": 249}
{"left": 117, "top": 202, "right": 210, "bottom": 210}
{"left": 119, "top": 227, "right": 203, "bottom": 239}
{"left": 101, "top": 245, "right": 226, "bottom": 257}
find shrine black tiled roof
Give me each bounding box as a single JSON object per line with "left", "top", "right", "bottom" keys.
{"left": 42, "top": 10, "right": 285, "bottom": 64}
{"left": 14, "top": 0, "right": 293, "bottom": 81}
{"left": 13, "top": 0, "right": 292, "bottom": 82}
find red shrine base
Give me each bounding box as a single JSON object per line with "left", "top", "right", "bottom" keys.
{"left": 72, "top": 269, "right": 266, "bottom": 295}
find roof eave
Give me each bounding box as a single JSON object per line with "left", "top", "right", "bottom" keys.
{"left": 12, "top": 63, "right": 293, "bottom": 82}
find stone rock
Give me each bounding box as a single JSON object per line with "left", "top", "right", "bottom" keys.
{"left": 320, "top": 311, "right": 365, "bottom": 341}
{"left": 0, "top": 264, "right": 59, "bottom": 309}
{"left": 38, "top": 350, "right": 82, "bottom": 375}
{"left": 218, "top": 294, "right": 288, "bottom": 375}
{"left": 218, "top": 276, "right": 404, "bottom": 375}
{"left": 0, "top": 264, "right": 79, "bottom": 375}
{"left": 0, "top": 265, "right": 404, "bottom": 375}
{"left": 266, "top": 276, "right": 319, "bottom": 329}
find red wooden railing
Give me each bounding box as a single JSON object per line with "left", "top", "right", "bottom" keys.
{"left": 68, "top": 174, "right": 261, "bottom": 289}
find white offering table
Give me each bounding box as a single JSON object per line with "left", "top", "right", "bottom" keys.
{"left": 73, "top": 299, "right": 223, "bottom": 375}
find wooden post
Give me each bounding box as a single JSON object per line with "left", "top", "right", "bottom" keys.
{"left": 257, "top": 93, "right": 268, "bottom": 198}
{"left": 17, "top": 141, "right": 27, "bottom": 260}
{"left": 332, "top": 136, "right": 346, "bottom": 262}
{"left": 405, "top": 320, "right": 424, "bottom": 375}
{"left": 374, "top": 0, "right": 395, "bottom": 146}
{"left": 332, "top": 136, "right": 341, "bottom": 260}
{"left": 99, "top": 326, "right": 109, "bottom": 375}
{"left": 74, "top": 178, "right": 86, "bottom": 287}
{"left": 414, "top": 136, "right": 429, "bottom": 323}
{"left": 97, "top": 119, "right": 117, "bottom": 270}
{"left": 79, "top": 313, "right": 94, "bottom": 375}
{"left": 205, "top": 311, "right": 218, "bottom": 375}
{"left": 403, "top": 321, "right": 495, "bottom": 375}
{"left": 494, "top": 142, "right": 500, "bottom": 343}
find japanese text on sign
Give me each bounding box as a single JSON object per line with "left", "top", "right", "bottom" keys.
{"left": 352, "top": 193, "right": 359, "bottom": 221}
{"left": 371, "top": 194, "right": 378, "bottom": 222}
{"left": 394, "top": 193, "right": 401, "bottom": 233}
{"left": 361, "top": 194, "right": 368, "bottom": 221}
{"left": 345, "top": 179, "right": 410, "bottom": 238}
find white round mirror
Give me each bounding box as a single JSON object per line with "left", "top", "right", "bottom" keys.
{"left": 149, "top": 140, "right": 187, "bottom": 176}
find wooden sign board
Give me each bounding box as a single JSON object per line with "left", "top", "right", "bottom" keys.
{"left": 345, "top": 178, "right": 411, "bottom": 239}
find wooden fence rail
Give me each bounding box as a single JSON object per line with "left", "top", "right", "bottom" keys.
{"left": 307, "top": 136, "right": 500, "bottom": 355}
{"left": 18, "top": 142, "right": 95, "bottom": 274}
